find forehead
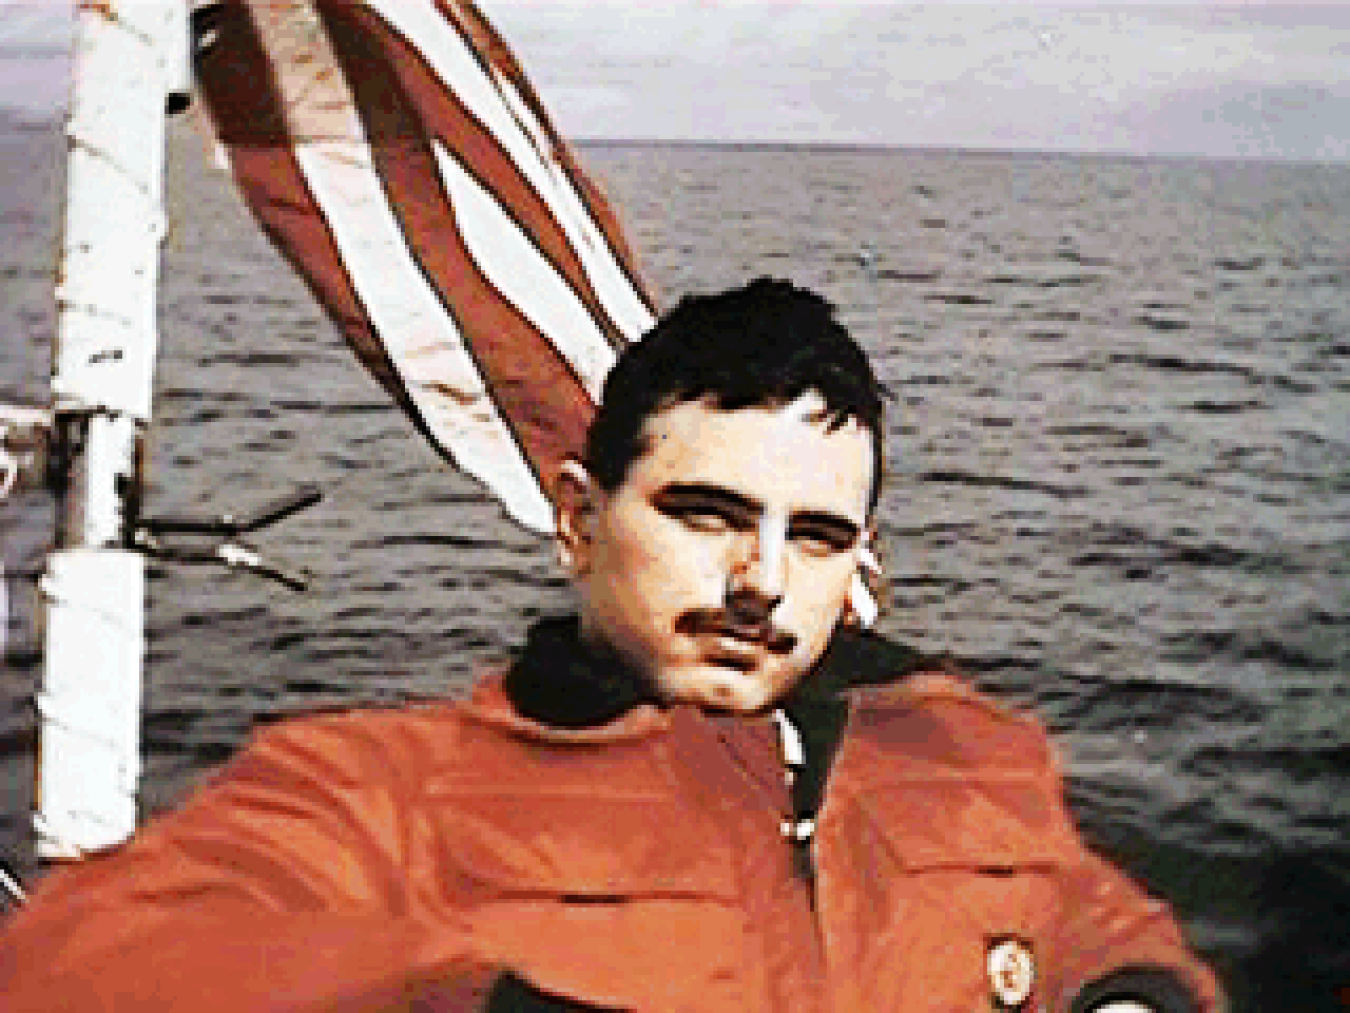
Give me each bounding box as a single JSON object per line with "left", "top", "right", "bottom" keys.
{"left": 623, "top": 393, "right": 874, "bottom": 522}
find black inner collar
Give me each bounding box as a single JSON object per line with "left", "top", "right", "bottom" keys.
{"left": 504, "top": 614, "right": 930, "bottom": 739}
{"left": 504, "top": 616, "right": 657, "bottom": 728}
{"left": 505, "top": 616, "right": 933, "bottom": 887}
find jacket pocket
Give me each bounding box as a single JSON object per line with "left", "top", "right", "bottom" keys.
{"left": 838, "top": 777, "right": 1076, "bottom": 1010}
{"left": 860, "top": 774, "right": 1071, "bottom": 873}
{"left": 424, "top": 791, "right": 748, "bottom": 1011}
{"left": 856, "top": 775, "right": 1075, "bottom": 935}
{"left": 423, "top": 789, "right": 739, "bottom": 901}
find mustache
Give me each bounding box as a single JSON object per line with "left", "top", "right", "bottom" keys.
{"left": 675, "top": 608, "right": 797, "bottom": 655}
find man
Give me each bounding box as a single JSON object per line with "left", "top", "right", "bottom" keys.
{"left": 1, "top": 279, "right": 1220, "bottom": 1010}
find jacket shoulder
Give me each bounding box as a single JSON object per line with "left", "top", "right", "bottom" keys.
{"left": 221, "top": 698, "right": 477, "bottom": 791}
{"left": 846, "top": 667, "right": 1058, "bottom": 776}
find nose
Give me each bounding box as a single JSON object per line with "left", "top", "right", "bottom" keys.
{"left": 726, "top": 517, "right": 786, "bottom": 617}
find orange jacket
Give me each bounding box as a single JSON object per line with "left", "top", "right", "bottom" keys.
{"left": 1, "top": 665, "right": 1220, "bottom": 1011}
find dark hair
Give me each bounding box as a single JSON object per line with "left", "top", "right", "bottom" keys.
{"left": 584, "top": 277, "right": 889, "bottom": 510}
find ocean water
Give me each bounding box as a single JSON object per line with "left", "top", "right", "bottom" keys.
{"left": 2, "top": 114, "right": 1347, "bottom": 1009}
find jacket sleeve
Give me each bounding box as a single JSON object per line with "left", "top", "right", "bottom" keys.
{"left": 1036, "top": 757, "right": 1225, "bottom": 1013}
{"left": 0, "top": 714, "right": 501, "bottom": 1012}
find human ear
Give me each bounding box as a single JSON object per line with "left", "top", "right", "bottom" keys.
{"left": 553, "top": 458, "right": 598, "bottom": 576}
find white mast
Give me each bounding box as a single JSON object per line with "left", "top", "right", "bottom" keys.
{"left": 35, "top": 0, "right": 188, "bottom": 859}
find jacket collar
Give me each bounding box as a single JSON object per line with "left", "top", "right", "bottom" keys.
{"left": 470, "top": 615, "right": 930, "bottom": 743}
{"left": 462, "top": 616, "right": 669, "bottom": 744}
{"left": 503, "top": 615, "right": 659, "bottom": 728}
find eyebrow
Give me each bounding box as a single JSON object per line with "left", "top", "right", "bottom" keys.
{"left": 792, "top": 510, "right": 863, "bottom": 545}
{"left": 654, "top": 483, "right": 862, "bottom": 542}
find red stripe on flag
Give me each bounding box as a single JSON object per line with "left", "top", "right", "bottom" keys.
{"left": 319, "top": 2, "right": 627, "bottom": 356}
{"left": 195, "top": 0, "right": 660, "bottom": 521}
{"left": 318, "top": 4, "right": 595, "bottom": 494}
{"left": 431, "top": 0, "right": 656, "bottom": 320}
{"left": 193, "top": 1, "right": 421, "bottom": 424}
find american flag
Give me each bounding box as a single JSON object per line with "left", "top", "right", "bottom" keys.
{"left": 194, "top": 0, "right": 657, "bottom": 532}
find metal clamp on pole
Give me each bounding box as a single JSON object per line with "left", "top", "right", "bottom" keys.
{"left": 0, "top": 405, "right": 53, "bottom": 500}
{"left": 134, "top": 485, "right": 323, "bottom": 591}
{"left": 137, "top": 484, "right": 323, "bottom": 537}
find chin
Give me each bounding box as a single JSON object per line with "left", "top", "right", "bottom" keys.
{"left": 660, "top": 663, "right": 793, "bottom": 714}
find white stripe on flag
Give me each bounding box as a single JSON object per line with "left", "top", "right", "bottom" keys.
{"left": 433, "top": 140, "right": 615, "bottom": 402}
{"left": 486, "top": 61, "right": 655, "bottom": 340}
{"left": 370, "top": 0, "right": 655, "bottom": 340}
{"left": 295, "top": 140, "right": 555, "bottom": 533}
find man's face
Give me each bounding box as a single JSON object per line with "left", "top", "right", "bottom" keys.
{"left": 556, "top": 392, "right": 874, "bottom": 714}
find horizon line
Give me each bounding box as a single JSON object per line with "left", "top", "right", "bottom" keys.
{"left": 572, "top": 135, "right": 1350, "bottom": 168}
{"left": 1, "top": 106, "right": 1344, "bottom": 168}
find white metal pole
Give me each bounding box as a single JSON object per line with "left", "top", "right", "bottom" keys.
{"left": 36, "top": 0, "right": 184, "bottom": 859}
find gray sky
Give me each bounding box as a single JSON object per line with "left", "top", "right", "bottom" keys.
{"left": 3, "top": 2, "right": 1348, "bottom": 159}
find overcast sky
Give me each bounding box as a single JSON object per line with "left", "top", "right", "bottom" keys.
{"left": 2, "top": 2, "right": 1347, "bottom": 160}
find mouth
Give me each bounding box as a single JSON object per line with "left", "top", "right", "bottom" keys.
{"left": 703, "top": 637, "right": 765, "bottom": 672}
{"left": 721, "top": 620, "right": 796, "bottom": 655}
{"left": 700, "top": 624, "right": 798, "bottom": 675}
{"left": 676, "top": 609, "right": 798, "bottom": 667}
